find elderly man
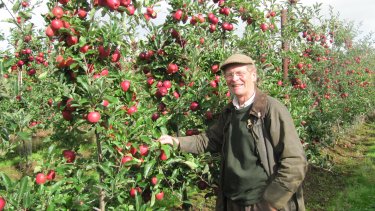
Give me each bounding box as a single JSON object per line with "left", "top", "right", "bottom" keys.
{"left": 158, "top": 53, "right": 308, "bottom": 211}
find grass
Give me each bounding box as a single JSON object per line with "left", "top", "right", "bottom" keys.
{"left": 304, "top": 117, "right": 375, "bottom": 211}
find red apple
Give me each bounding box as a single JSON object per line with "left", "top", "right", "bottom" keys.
{"left": 0, "top": 197, "right": 5, "bottom": 211}
{"left": 159, "top": 150, "right": 167, "bottom": 161}
{"left": 173, "top": 91, "right": 180, "bottom": 99}
{"left": 64, "top": 98, "right": 76, "bottom": 111}
{"left": 35, "top": 173, "right": 47, "bottom": 185}
{"left": 151, "top": 177, "right": 158, "bottom": 185}
{"left": 167, "top": 63, "right": 178, "bottom": 74}
{"left": 45, "top": 26, "right": 55, "bottom": 37}
{"left": 296, "top": 63, "right": 304, "bottom": 70}
{"left": 127, "top": 106, "right": 137, "bottom": 115}
{"left": 66, "top": 35, "right": 78, "bottom": 46}
{"left": 51, "top": 19, "right": 64, "bottom": 31}
{"left": 186, "top": 129, "right": 197, "bottom": 136}
{"left": 208, "top": 15, "right": 218, "bottom": 25}
{"left": 173, "top": 9, "right": 183, "bottom": 20}
{"left": 24, "top": 35, "right": 32, "bottom": 42}
{"left": 130, "top": 187, "right": 137, "bottom": 197}
{"left": 139, "top": 144, "right": 149, "bottom": 156}
{"left": 98, "top": 45, "right": 111, "bottom": 59}
{"left": 102, "top": 100, "right": 109, "bottom": 107}
{"left": 126, "top": 4, "right": 135, "bottom": 15}
{"left": 155, "top": 192, "right": 164, "bottom": 200}
{"left": 52, "top": 6, "right": 64, "bottom": 18}
{"left": 156, "top": 86, "right": 168, "bottom": 98}
{"left": 163, "top": 80, "right": 172, "bottom": 89}
{"left": 151, "top": 112, "right": 159, "bottom": 121}
{"left": 219, "top": 7, "right": 230, "bottom": 16}
{"left": 121, "top": 155, "right": 133, "bottom": 164}
{"left": 58, "top": 0, "right": 69, "bottom": 4}
{"left": 63, "top": 150, "right": 76, "bottom": 163}
{"left": 211, "top": 64, "right": 219, "bottom": 73}
{"left": 199, "top": 37, "right": 205, "bottom": 44}
{"left": 209, "top": 80, "right": 217, "bottom": 88}
{"left": 106, "top": 0, "right": 120, "bottom": 10}
{"left": 120, "top": 80, "right": 130, "bottom": 92}
{"left": 77, "top": 8, "right": 87, "bottom": 19}
{"left": 87, "top": 111, "right": 101, "bottom": 123}
{"left": 130, "top": 146, "right": 137, "bottom": 155}
{"left": 209, "top": 24, "right": 216, "bottom": 33}
{"left": 111, "top": 49, "right": 121, "bottom": 62}
{"left": 62, "top": 110, "right": 73, "bottom": 121}
{"left": 101, "top": 68, "right": 109, "bottom": 76}
{"left": 190, "top": 101, "right": 199, "bottom": 111}
{"left": 197, "top": 180, "right": 208, "bottom": 190}
{"left": 205, "top": 110, "right": 213, "bottom": 120}
{"left": 120, "top": 0, "right": 131, "bottom": 6}
{"left": 27, "top": 68, "right": 36, "bottom": 76}
{"left": 147, "top": 77, "right": 155, "bottom": 86}
{"left": 21, "top": 1, "right": 29, "bottom": 7}
{"left": 46, "top": 170, "right": 56, "bottom": 181}
{"left": 260, "top": 23, "right": 269, "bottom": 32}
{"left": 80, "top": 45, "right": 90, "bottom": 53}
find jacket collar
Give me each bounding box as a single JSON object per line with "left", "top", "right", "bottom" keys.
{"left": 224, "top": 87, "right": 268, "bottom": 118}
{"left": 249, "top": 88, "right": 268, "bottom": 118}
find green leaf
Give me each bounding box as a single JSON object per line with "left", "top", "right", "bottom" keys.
{"left": 143, "top": 160, "right": 156, "bottom": 178}
{"left": 150, "top": 191, "right": 155, "bottom": 207}
{"left": 38, "top": 71, "right": 48, "bottom": 79}
{"left": 46, "top": 202, "right": 56, "bottom": 211}
{"left": 76, "top": 76, "right": 90, "bottom": 93}
{"left": 22, "top": 191, "right": 32, "bottom": 208}
{"left": 182, "top": 161, "right": 198, "bottom": 169}
{"left": 98, "top": 163, "right": 113, "bottom": 178}
{"left": 0, "top": 173, "right": 13, "bottom": 190}
{"left": 18, "top": 11, "right": 32, "bottom": 19}
{"left": 49, "top": 180, "right": 65, "bottom": 194}
{"left": 104, "top": 95, "right": 119, "bottom": 104}
{"left": 48, "top": 144, "right": 55, "bottom": 154}
{"left": 161, "top": 145, "right": 171, "bottom": 158}
{"left": 160, "top": 126, "right": 168, "bottom": 135}
{"left": 33, "top": 165, "right": 42, "bottom": 173}
{"left": 17, "top": 131, "right": 31, "bottom": 141}
{"left": 18, "top": 176, "right": 30, "bottom": 203}
{"left": 135, "top": 194, "right": 140, "bottom": 211}
{"left": 12, "top": 1, "right": 20, "bottom": 13}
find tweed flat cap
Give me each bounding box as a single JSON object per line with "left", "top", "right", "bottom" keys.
{"left": 220, "top": 53, "right": 255, "bottom": 71}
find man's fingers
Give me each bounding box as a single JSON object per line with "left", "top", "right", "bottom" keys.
{"left": 157, "top": 135, "right": 172, "bottom": 144}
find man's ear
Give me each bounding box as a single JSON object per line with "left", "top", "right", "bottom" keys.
{"left": 252, "top": 72, "right": 257, "bottom": 82}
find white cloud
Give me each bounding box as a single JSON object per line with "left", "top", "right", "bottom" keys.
{"left": 302, "top": 0, "right": 375, "bottom": 40}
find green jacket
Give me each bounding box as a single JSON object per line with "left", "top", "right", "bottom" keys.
{"left": 178, "top": 88, "right": 308, "bottom": 211}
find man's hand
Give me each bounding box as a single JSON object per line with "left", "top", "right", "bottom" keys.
{"left": 157, "top": 135, "right": 179, "bottom": 147}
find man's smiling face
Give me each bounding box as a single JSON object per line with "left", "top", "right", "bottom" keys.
{"left": 224, "top": 64, "right": 257, "bottom": 101}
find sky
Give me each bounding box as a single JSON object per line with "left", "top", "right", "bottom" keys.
{"left": 0, "top": 0, "right": 374, "bottom": 51}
